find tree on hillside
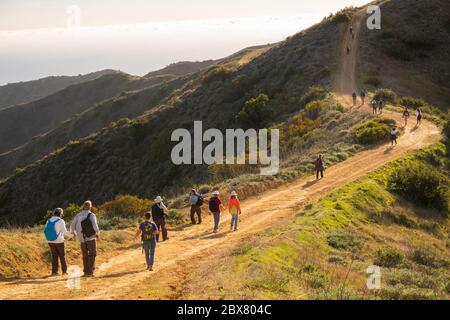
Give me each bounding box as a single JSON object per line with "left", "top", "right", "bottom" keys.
{"left": 236, "top": 94, "right": 271, "bottom": 129}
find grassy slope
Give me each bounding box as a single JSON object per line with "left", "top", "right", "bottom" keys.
{"left": 0, "top": 70, "right": 120, "bottom": 110}
{"left": 0, "top": 228, "right": 136, "bottom": 279}
{"left": 0, "top": 72, "right": 155, "bottom": 154}
{"left": 358, "top": 0, "right": 450, "bottom": 109}
{"left": 182, "top": 145, "right": 449, "bottom": 300}
{"left": 0, "top": 17, "right": 344, "bottom": 225}
{"left": 0, "top": 62, "right": 224, "bottom": 178}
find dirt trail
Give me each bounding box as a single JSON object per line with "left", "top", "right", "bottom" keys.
{"left": 0, "top": 8, "right": 442, "bottom": 299}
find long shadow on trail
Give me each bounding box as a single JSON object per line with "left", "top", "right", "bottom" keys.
{"left": 302, "top": 179, "right": 320, "bottom": 189}
{"left": 4, "top": 276, "right": 67, "bottom": 286}
{"left": 181, "top": 230, "right": 230, "bottom": 241}
{"left": 384, "top": 146, "right": 395, "bottom": 154}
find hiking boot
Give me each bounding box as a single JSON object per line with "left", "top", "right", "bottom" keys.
{"left": 50, "top": 273, "right": 58, "bottom": 277}
{"left": 148, "top": 266, "right": 153, "bottom": 271}
{"left": 213, "top": 229, "right": 218, "bottom": 234}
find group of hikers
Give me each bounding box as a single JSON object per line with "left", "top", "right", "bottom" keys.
{"left": 352, "top": 90, "right": 366, "bottom": 106}
{"left": 346, "top": 25, "right": 355, "bottom": 54}
{"left": 370, "top": 99, "right": 385, "bottom": 114}
{"left": 44, "top": 190, "right": 243, "bottom": 275}
{"left": 402, "top": 107, "right": 423, "bottom": 127}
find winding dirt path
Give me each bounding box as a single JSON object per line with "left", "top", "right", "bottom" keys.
{"left": 0, "top": 7, "right": 442, "bottom": 300}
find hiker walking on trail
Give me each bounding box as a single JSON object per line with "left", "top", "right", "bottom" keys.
{"left": 135, "top": 212, "right": 159, "bottom": 271}
{"left": 402, "top": 107, "right": 410, "bottom": 126}
{"left": 189, "top": 189, "right": 204, "bottom": 225}
{"left": 228, "top": 191, "right": 242, "bottom": 232}
{"left": 209, "top": 191, "right": 225, "bottom": 233}
{"left": 70, "top": 200, "right": 100, "bottom": 277}
{"left": 360, "top": 90, "right": 366, "bottom": 105}
{"left": 151, "top": 196, "right": 169, "bottom": 242}
{"left": 352, "top": 92, "right": 357, "bottom": 106}
{"left": 390, "top": 126, "right": 398, "bottom": 146}
{"left": 416, "top": 108, "right": 422, "bottom": 126}
{"left": 350, "top": 26, "right": 354, "bottom": 38}
{"left": 378, "top": 99, "right": 384, "bottom": 114}
{"left": 346, "top": 46, "right": 350, "bottom": 55}
{"left": 315, "top": 154, "right": 325, "bottom": 180}
{"left": 371, "top": 100, "right": 378, "bottom": 114}
{"left": 44, "top": 208, "right": 72, "bottom": 276}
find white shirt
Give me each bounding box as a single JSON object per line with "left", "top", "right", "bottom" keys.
{"left": 46, "top": 216, "right": 71, "bottom": 243}
{"left": 70, "top": 210, "right": 100, "bottom": 243}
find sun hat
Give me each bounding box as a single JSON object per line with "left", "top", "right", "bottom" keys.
{"left": 212, "top": 191, "right": 219, "bottom": 196}
{"left": 230, "top": 191, "right": 238, "bottom": 196}
{"left": 154, "top": 196, "right": 163, "bottom": 203}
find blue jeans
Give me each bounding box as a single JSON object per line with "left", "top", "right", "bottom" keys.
{"left": 143, "top": 239, "right": 156, "bottom": 267}
{"left": 230, "top": 214, "right": 239, "bottom": 230}
{"left": 212, "top": 212, "right": 221, "bottom": 230}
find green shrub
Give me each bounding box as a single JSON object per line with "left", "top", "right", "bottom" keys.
{"left": 374, "top": 248, "right": 404, "bottom": 268}
{"left": 236, "top": 94, "right": 272, "bottom": 128}
{"left": 306, "top": 272, "right": 329, "bottom": 289}
{"left": 399, "top": 97, "right": 426, "bottom": 109}
{"left": 409, "top": 249, "right": 448, "bottom": 269}
{"left": 202, "top": 66, "right": 233, "bottom": 84}
{"left": 388, "top": 162, "right": 449, "bottom": 212}
{"left": 304, "top": 100, "right": 325, "bottom": 120}
{"left": 353, "top": 118, "right": 394, "bottom": 145}
{"left": 166, "top": 209, "right": 185, "bottom": 226}
{"left": 326, "top": 229, "right": 363, "bottom": 251}
{"left": 331, "top": 10, "right": 353, "bottom": 24}
{"left": 100, "top": 195, "right": 153, "bottom": 219}
{"left": 299, "top": 86, "right": 328, "bottom": 108}
{"left": 373, "top": 88, "right": 397, "bottom": 103}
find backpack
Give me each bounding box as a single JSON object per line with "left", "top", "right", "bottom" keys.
{"left": 44, "top": 218, "right": 61, "bottom": 241}
{"left": 315, "top": 158, "right": 323, "bottom": 170}
{"left": 81, "top": 213, "right": 96, "bottom": 239}
{"left": 196, "top": 195, "right": 204, "bottom": 206}
{"left": 152, "top": 204, "right": 164, "bottom": 220}
{"left": 141, "top": 222, "right": 154, "bottom": 241}
{"left": 209, "top": 197, "right": 219, "bottom": 212}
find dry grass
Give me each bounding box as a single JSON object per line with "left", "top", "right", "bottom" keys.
{"left": 0, "top": 228, "right": 136, "bottom": 279}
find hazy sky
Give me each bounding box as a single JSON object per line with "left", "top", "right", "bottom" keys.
{"left": 0, "top": 0, "right": 369, "bottom": 84}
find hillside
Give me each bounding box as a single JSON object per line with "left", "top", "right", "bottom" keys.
{"left": 0, "top": 48, "right": 268, "bottom": 179}
{"left": 0, "top": 0, "right": 447, "bottom": 301}
{"left": 0, "top": 16, "right": 344, "bottom": 225}
{"left": 0, "top": 70, "right": 120, "bottom": 110}
{"left": 0, "top": 72, "right": 156, "bottom": 154}
{"left": 144, "top": 60, "right": 216, "bottom": 78}
{"left": 183, "top": 145, "right": 449, "bottom": 299}
{"left": 358, "top": 0, "right": 450, "bottom": 109}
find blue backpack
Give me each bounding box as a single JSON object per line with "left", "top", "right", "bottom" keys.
{"left": 44, "top": 218, "right": 61, "bottom": 241}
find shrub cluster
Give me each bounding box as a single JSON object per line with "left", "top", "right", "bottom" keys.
{"left": 353, "top": 118, "right": 394, "bottom": 145}
{"left": 236, "top": 94, "right": 272, "bottom": 129}
{"left": 387, "top": 162, "right": 448, "bottom": 212}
